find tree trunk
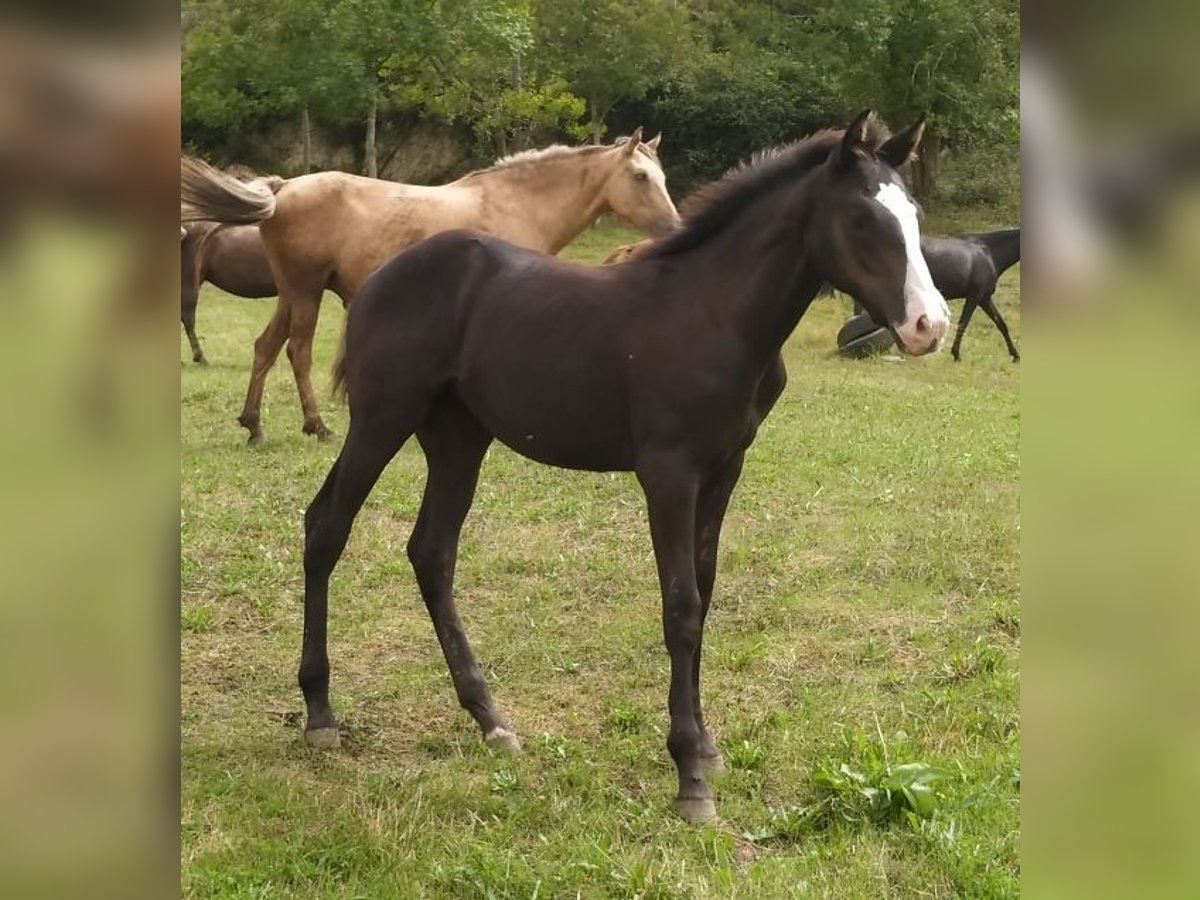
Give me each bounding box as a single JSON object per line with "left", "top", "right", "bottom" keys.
{"left": 590, "top": 96, "right": 602, "bottom": 145}
{"left": 912, "top": 127, "right": 941, "bottom": 202}
{"left": 364, "top": 91, "right": 378, "bottom": 179}
{"left": 300, "top": 106, "right": 311, "bottom": 174}
{"left": 508, "top": 52, "right": 523, "bottom": 150}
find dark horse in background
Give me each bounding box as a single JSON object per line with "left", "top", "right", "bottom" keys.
{"left": 849, "top": 228, "right": 1020, "bottom": 361}
{"left": 298, "top": 111, "right": 949, "bottom": 823}
{"left": 181, "top": 222, "right": 277, "bottom": 365}
{"left": 923, "top": 229, "right": 1021, "bottom": 361}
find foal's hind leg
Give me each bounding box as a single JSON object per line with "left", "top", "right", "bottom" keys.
{"left": 980, "top": 292, "right": 1020, "bottom": 361}
{"left": 408, "top": 398, "right": 517, "bottom": 751}
{"left": 950, "top": 296, "right": 980, "bottom": 362}
{"left": 691, "top": 451, "right": 746, "bottom": 774}
{"left": 238, "top": 299, "right": 291, "bottom": 444}
{"left": 300, "top": 411, "right": 418, "bottom": 746}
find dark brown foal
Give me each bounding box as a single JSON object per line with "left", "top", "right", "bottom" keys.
{"left": 299, "top": 113, "right": 947, "bottom": 822}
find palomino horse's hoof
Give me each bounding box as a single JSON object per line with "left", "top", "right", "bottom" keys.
{"left": 484, "top": 727, "right": 522, "bottom": 754}
{"left": 303, "top": 421, "right": 334, "bottom": 441}
{"left": 674, "top": 795, "right": 718, "bottom": 824}
{"left": 237, "top": 415, "right": 263, "bottom": 446}
{"left": 304, "top": 727, "right": 341, "bottom": 750}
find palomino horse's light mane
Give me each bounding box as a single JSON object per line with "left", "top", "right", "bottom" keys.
{"left": 461, "top": 139, "right": 662, "bottom": 180}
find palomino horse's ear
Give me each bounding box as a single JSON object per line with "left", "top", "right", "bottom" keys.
{"left": 879, "top": 115, "right": 928, "bottom": 168}
{"left": 622, "top": 127, "right": 644, "bottom": 155}
{"left": 838, "top": 109, "right": 874, "bottom": 167}
{"left": 646, "top": 132, "right": 662, "bottom": 151}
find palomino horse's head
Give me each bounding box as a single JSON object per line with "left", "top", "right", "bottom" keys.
{"left": 600, "top": 128, "right": 680, "bottom": 237}
{"left": 807, "top": 111, "right": 950, "bottom": 355}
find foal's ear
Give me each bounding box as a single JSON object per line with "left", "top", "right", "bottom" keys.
{"left": 645, "top": 132, "right": 662, "bottom": 152}
{"left": 622, "top": 127, "right": 644, "bottom": 155}
{"left": 879, "top": 116, "right": 928, "bottom": 168}
{"left": 839, "top": 109, "right": 875, "bottom": 168}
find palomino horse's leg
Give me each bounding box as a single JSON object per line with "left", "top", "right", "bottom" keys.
{"left": 637, "top": 453, "right": 714, "bottom": 823}
{"left": 980, "top": 292, "right": 1020, "bottom": 362}
{"left": 950, "top": 296, "right": 979, "bottom": 362}
{"left": 238, "top": 299, "right": 291, "bottom": 444}
{"left": 284, "top": 295, "right": 332, "bottom": 439}
{"left": 408, "top": 398, "right": 518, "bottom": 751}
{"left": 691, "top": 451, "right": 746, "bottom": 773}
{"left": 300, "top": 414, "right": 414, "bottom": 747}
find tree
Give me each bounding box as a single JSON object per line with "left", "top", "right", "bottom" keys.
{"left": 535, "top": 0, "right": 697, "bottom": 143}
{"left": 818, "top": 0, "right": 1020, "bottom": 199}
{"left": 420, "top": 0, "right": 589, "bottom": 156}
{"left": 182, "top": 0, "right": 359, "bottom": 172}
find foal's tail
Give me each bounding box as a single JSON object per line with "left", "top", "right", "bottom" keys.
{"left": 180, "top": 155, "right": 282, "bottom": 224}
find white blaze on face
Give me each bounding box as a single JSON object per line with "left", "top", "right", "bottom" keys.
{"left": 630, "top": 153, "right": 679, "bottom": 230}
{"left": 872, "top": 181, "right": 950, "bottom": 353}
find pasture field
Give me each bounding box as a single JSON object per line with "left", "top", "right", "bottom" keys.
{"left": 181, "top": 220, "right": 1020, "bottom": 898}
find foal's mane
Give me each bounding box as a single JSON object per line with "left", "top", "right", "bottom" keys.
{"left": 641, "top": 121, "right": 890, "bottom": 260}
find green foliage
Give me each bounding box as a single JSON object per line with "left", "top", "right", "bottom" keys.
{"left": 184, "top": 0, "right": 1018, "bottom": 202}
{"left": 183, "top": 0, "right": 593, "bottom": 156}
{"left": 727, "top": 739, "right": 767, "bottom": 772}
{"left": 534, "top": 0, "right": 697, "bottom": 140}
{"left": 812, "top": 730, "right": 948, "bottom": 825}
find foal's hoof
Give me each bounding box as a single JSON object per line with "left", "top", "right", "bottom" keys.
{"left": 674, "top": 795, "right": 718, "bottom": 824}
{"left": 193, "top": 355, "right": 209, "bottom": 367}
{"left": 245, "top": 431, "right": 265, "bottom": 448}
{"left": 484, "top": 727, "right": 522, "bottom": 755}
{"left": 304, "top": 727, "right": 341, "bottom": 750}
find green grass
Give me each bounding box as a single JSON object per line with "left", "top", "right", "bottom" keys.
{"left": 182, "top": 219, "right": 1020, "bottom": 898}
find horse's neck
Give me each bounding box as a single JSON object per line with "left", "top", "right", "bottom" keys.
{"left": 982, "top": 229, "right": 1021, "bottom": 275}
{"left": 671, "top": 196, "right": 821, "bottom": 362}
{"left": 468, "top": 156, "right": 610, "bottom": 254}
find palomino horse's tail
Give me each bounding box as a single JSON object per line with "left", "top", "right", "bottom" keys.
{"left": 330, "top": 325, "right": 350, "bottom": 404}
{"left": 181, "top": 155, "right": 281, "bottom": 224}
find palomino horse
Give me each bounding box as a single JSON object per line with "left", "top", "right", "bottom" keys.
{"left": 180, "top": 131, "right": 680, "bottom": 444}
{"left": 298, "top": 112, "right": 948, "bottom": 822}
{"left": 181, "top": 222, "right": 277, "bottom": 365}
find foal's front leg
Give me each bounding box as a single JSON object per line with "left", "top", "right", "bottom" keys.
{"left": 692, "top": 452, "right": 746, "bottom": 772}
{"left": 638, "top": 456, "right": 715, "bottom": 823}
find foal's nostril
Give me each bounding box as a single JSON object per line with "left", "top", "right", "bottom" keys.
{"left": 916, "top": 314, "right": 930, "bottom": 334}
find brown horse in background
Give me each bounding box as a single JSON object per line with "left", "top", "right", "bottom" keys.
{"left": 181, "top": 131, "right": 680, "bottom": 444}
{"left": 181, "top": 222, "right": 277, "bottom": 366}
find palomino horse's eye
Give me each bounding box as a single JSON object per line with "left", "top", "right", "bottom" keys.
{"left": 634, "top": 171, "right": 649, "bottom": 182}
